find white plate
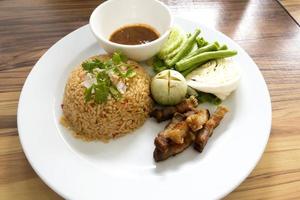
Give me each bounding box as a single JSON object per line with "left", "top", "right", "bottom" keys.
{"left": 18, "top": 17, "right": 271, "bottom": 200}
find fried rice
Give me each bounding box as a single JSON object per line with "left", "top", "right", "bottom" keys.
{"left": 61, "top": 55, "right": 153, "bottom": 142}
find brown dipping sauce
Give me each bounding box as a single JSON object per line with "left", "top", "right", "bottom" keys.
{"left": 109, "top": 24, "right": 160, "bottom": 45}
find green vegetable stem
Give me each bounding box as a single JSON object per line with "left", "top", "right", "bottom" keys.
{"left": 196, "top": 37, "right": 208, "bottom": 48}
{"left": 218, "top": 44, "right": 228, "bottom": 50}
{"left": 183, "top": 42, "right": 220, "bottom": 60}
{"left": 165, "top": 29, "right": 201, "bottom": 67}
{"left": 181, "top": 63, "right": 205, "bottom": 77}
{"left": 175, "top": 50, "right": 237, "bottom": 71}
{"left": 158, "top": 27, "right": 184, "bottom": 59}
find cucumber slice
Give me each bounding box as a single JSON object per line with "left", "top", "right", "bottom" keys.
{"left": 158, "top": 27, "right": 184, "bottom": 59}
{"left": 164, "top": 34, "right": 187, "bottom": 60}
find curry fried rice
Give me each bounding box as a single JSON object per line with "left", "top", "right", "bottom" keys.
{"left": 61, "top": 55, "right": 153, "bottom": 142}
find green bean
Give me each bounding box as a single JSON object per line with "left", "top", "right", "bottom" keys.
{"left": 196, "top": 37, "right": 203, "bottom": 47}
{"left": 218, "top": 44, "right": 228, "bottom": 50}
{"left": 183, "top": 42, "right": 219, "bottom": 60}
{"left": 175, "top": 50, "right": 237, "bottom": 71}
{"left": 165, "top": 29, "right": 201, "bottom": 67}
{"left": 196, "top": 37, "right": 208, "bottom": 48}
{"left": 202, "top": 41, "right": 208, "bottom": 47}
{"left": 181, "top": 63, "right": 204, "bottom": 76}
{"left": 184, "top": 43, "right": 198, "bottom": 58}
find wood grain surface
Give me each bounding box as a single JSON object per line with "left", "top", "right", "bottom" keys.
{"left": 279, "top": 0, "right": 300, "bottom": 24}
{"left": 1, "top": 0, "right": 300, "bottom": 199}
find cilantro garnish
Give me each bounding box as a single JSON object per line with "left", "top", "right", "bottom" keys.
{"left": 82, "top": 51, "right": 135, "bottom": 104}
{"left": 94, "top": 82, "right": 109, "bottom": 103}
{"left": 84, "top": 85, "right": 93, "bottom": 102}
{"left": 109, "top": 86, "right": 121, "bottom": 100}
{"left": 82, "top": 59, "right": 104, "bottom": 73}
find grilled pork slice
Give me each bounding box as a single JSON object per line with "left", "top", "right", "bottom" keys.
{"left": 194, "top": 105, "right": 229, "bottom": 152}
{"left": 186, "top": 108, "right": 210, "bottom": 132}
{"left": 154, "top": 113, "right": 194, "bottom": 162}
{"left": 150, "top": 96, "right": 198, "bottom": 122}
{"left": 154, "top": 113, "right": 187, "bottom": 153}
{"left": 154, "top": 132, "right": 195, "bottom": 162}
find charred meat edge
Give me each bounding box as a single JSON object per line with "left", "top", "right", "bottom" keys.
{"left": 194, "top": 106, "right": 229, "bottom": 152}
{"left": 150, "top": 96, "right": 198, "bottom": 122}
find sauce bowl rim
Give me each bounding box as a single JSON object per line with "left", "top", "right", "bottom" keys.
{"left": 89, "top": 0, "right": 173, "bottom": 49}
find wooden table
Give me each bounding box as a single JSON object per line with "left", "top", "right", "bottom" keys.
{"left": 279, "top": 0, "right": 300, "bottom": 24}
{"left": 1, "top": 0, "right": 299, "bottom": 199}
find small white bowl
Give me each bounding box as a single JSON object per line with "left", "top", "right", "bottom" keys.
{"left": 89, "top": 0, "right": 172, "bottom": 61}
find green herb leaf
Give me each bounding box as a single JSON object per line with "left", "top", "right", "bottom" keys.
{"left": 96, "top": 71, "right": 110, "bottom": 84}
{"left": 197, "top": 91, "right": 222, "bottom": 105}
{"left": 82, "top": 59, "right": 105, "bottom": 73}
{"left": 115, "top": 50, "right": 128, "bottom": 62}
{"left": 112, "top": 52, "right": 122, "bottom": 64}
{"left": 125, "top": 68, "right": 136, "bottom": 78}
{"left": 113, "top": 67, "right": 127, "bottom": 78}
{"left": 152, "top": 56, "right": 167, "bottom": 73}
{"left": 82, "top": 51, "right": 135, "bottom": 104}
{"left": 113, "top": 66, "right": 136, "bottom": 78}
{"left": 109, "top": 86, "right": 121, "bottom": 100}
{"left": 104, "top": 59, "right": 113, "bottom": 69}
{"left": 211, "top": 97, "right": 222, "bottom": 105}
{"left": 84, "top": 86, "right": 93, "bottom": 102}
{"left": 82, "top": 62, "right": 95, "bottom": 73}
{"left": 94, "top": 82, "right": 109, "bottom": 103}
{"left": 120, "top": 53, "right": 128, "bottom": 63}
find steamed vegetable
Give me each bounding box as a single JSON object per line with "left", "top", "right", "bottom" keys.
{"left": 181, "top": 64, "right": 203, "bottom": 77}
{"left": 164, "top": 35, "right": 187, "bottom": 59}
{"left": 158, "top": 27, "right": 185, "bottom": 60}
{"left": 187, "top": 86, "right": 221, "bottom": 105}
{"left": 183, "top": 43, "right": 199, "bottom": 59}
{"left": 197, "top": 92, "right": 222, "bottom": 105}
{"left": 175, "top": 50, "right": 237, "bottom": 71}
{"left": 218, "top": 44, "right": 228, "bottom": 50}
{"left": 150, "top": 26, "right": 238, "bottom": 88}
{"left": 152, "top": 56, "right": 168, "bottom": 73}
{"left": 196, "top": 37, "right": 208, "bottom": 48}
{"left": 165, "top": 29, "right": 201, "bottom": 67}
{"left": 151, "top": 70, "right": 187, "bottom": 105}
{"left": 186, "top": 59, "right": 241, "bottom": 100}
{"left": 183, "top": 42, "right": 219, "bottom": 60}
